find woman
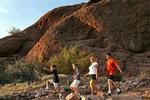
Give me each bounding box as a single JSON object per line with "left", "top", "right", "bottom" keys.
{"left": 85, "top": 57, "right": 99, "bottom": 95}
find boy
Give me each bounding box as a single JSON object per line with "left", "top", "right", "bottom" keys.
{"left": 46, "top": 64, "right": 62, "bottom": 98}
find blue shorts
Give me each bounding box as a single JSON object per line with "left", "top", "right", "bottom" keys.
{"left": 108, "top": 75, "right": 115, "bottom": 81}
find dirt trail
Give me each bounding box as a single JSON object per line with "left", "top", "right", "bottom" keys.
{"left": 32, "top": 91, "right": 145, "bottom": 100}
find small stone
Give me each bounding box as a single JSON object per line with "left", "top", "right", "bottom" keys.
{"left": 141, "top": 90, "right": 150, "bottom": 99}
{"left": 20, "top": 92, "right": 26, "bottom": 97}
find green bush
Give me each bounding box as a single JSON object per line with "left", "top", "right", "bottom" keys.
{"left": 49, "top": 47, "right": 93, "bottom": 74}
{"left": 0, "top": 64, "right": 6, "bottom": 74}
{"left": 8, "top": 27, "right": 21, "bottom": 35}
{"left": 0, "top": 60, "right": 43, "bottom": 84}
{"left": 138, "top": 72, "right": 147, "bottom": 81}
{"left": 127, "top": 0, "right": 136, "bottom": 6}
{"left": 115, "top": 70, "right": 123, "bottom": 82}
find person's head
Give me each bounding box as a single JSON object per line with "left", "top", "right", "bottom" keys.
{"left": 106, "top": 52, "right": 112, "bottom": 59}
{"left": 72, "top": 64, "right": 78, "bottom": 70}
{"left": 90, "top": 56, "right": 96, "bottom": 63}
{"left": 51, "top": 64, "right": 57, "bottom": 71}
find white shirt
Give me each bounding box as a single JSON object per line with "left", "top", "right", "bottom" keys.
{"left": 88, "top": 62, "right": 98, "bottom": 75}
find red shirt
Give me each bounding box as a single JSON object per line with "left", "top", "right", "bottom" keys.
{"left": 106, "top": 58, "right": 118, "bottom": 76}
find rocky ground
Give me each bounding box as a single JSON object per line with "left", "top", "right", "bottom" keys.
{"left": 0, "top": 75, "right": 149, "bottom": 100}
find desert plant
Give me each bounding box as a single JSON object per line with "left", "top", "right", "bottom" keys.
{"left": 0, "top": 60, "right": 43, "bottom": 84}
{"left": 8, "top": 27, "right": 21, "bottom": 35}
{"left": 138, "top": 72, "right": 148, "bottom": 81}
{"left": 115, "top": 70, "right": 123, "bottom": 82}
{"left": 49, "top": 47, "right": 93, "bottom": 74}
{"left": 0, "top": 64, "right": 6, "bottom": 74}
{"left": 127, "top": 0, "right": 136, "bottom": 6}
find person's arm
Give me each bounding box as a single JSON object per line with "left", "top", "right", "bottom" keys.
{"left": 84, "top": 73, "right": 89, "bottom": 77}
{"left": 114, "top": 60, "right": 123, "bottom": 75}
{"left": 96, "top": 63, "right": 99, "bottom": 80}
{"left": 43, "top": 67, "right": 51, "bottom": 74}
{"left": 117, "top": 65, "right": 123, "bottom": 75}
{"left": 74, "top": 69, "right": 79, "bottom": 79}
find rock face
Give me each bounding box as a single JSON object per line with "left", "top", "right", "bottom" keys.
{"left": 0, "top": 4, "right": 82, "bottom": 57}
{"left": 0, "top": 0, "right": 150, "bottom": 74}
{"left": 26, "top": 0, "right": 150, "bottom": 62}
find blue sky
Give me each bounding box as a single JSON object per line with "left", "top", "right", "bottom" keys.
{"left": 0, "top": 0, "right": 88, "bottom": 38}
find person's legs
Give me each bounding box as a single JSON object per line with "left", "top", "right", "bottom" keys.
{"left": 70, "top": 86, "right": 75, "bottom": 92}
{"left": 112, "top": 81, "right": 121, "bottom": 94}
{"left": 107, "top": 79, "right": 113, "bottom": 95}
{"left": 75, "top": 87, "right": 80, "bottom": 94}
{"left": 90, "top": 74, "right": 97, "bottom": 95}
{"left": 92, "top": 80, "right": 98, "bottom": 94}
{"left": 90, "top": 80, "right": 95, "bottom": 95}
{"left": 107, "top": 75, "right": 121, "bottom": 95}
{"left": 54, "top": 83, "right": 59, "bottom": 94}
{"left": 72, "top": 87, "right": 80, "bottom": 94}
{"left": 112, "top": 81, "right": 117, "bottom": 88}
{"left": 46, "top": 80, "right": 51, "bottom": 89}
{"left": 54, "top": 83, "right": 62, "bottom": 98}
{"left": 70, "top": 80, "right": 80, "bottom": 94}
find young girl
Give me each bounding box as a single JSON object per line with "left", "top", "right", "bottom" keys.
{"left": 70, "top": 64, "right": 81, "bottom": 95}
{"left": 46, "top": 64, "right": 62, "bottom": 98}
{"left": 85, "top": 57, "right": 99, "bottom": 95}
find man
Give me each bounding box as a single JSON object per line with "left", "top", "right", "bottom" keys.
{"left": 106, "top": 53, "right": 123, "bottom": 96}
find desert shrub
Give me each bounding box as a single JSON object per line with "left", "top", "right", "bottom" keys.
{"left": 8, "top": 27, "right": 21, "bottom": 35}
{"left": 138, "top": 72, "right": 148, "bottom": 81}
{"left": 127, "top": 0, "right": 136, "bottom": 6}
{"left": 0, "top": 64, "right": 6, "bottom": 74}
{"left": 115, "top": 70, "right": 123, "bottom": 82}
{"left": 49, "top": 47, "right": 93, "bottom": 74}
{"left": 0, "top": 60, "right": 43, "bottom": 84}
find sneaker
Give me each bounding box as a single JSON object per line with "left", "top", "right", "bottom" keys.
{"left": 45, "top": 86, "right": 49, "bottom": 90}
{"left": 116, "top": 88, "right": 122, "bottom": 95}
{"left": 59, "top": 94, "right": 62, "bottom": 99}
{"left": 107, "top": 92, "right": 111, "bottom": 96}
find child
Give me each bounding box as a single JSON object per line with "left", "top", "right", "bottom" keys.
{"left": 46, "top": 64, "right": 62, "bottom": 98}
{"left": 70, "top": 64, "right": 81, "bottom": 95}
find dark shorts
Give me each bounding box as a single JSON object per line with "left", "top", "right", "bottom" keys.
{"left": 90, "top": 74, "right": 96, "bottom": 80}
{"left": 53, "top": 78, "right": 59, "bottom": 83}
{"left": 108, "top": 75, "right": 115, "bottom": 81}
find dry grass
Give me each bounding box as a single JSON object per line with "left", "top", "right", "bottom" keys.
{"left": 0, "top": 81, "right": 46, "bottom": 96}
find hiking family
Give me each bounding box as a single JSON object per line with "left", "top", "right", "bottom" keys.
{"left": 46, "top": 53, "right": 123, "bottom": 99}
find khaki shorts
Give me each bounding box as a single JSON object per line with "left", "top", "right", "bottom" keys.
{"left": 70, "top": 79, "right": 80, "bottom": 88}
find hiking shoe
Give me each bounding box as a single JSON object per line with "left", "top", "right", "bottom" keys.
{"left": 116, "top": 88, "right": 122, "bottom": 95}
{"left": 117, "top": 90, "right": 122, "bottom": 95}
{"left": 59, "top": 94, "right": 62, "bottom": 99}
{"left": 107, "top": 92, "right": 111, "bottom": 96}
{"left": 45, "top": 86, "right": 49, "bottom": 90}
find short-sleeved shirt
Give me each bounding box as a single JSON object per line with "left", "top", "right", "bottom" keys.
{"left": 88, "top": 62, "right": 98, "bottom": 75}
{"left": 74, "top": 68, "right": 80, "bottom": 80}
{"left": 106, "top": 58, "right": 118, "bottom": 76}
{"left": 53, "top": 69, "right": 59, "bottom": 83}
